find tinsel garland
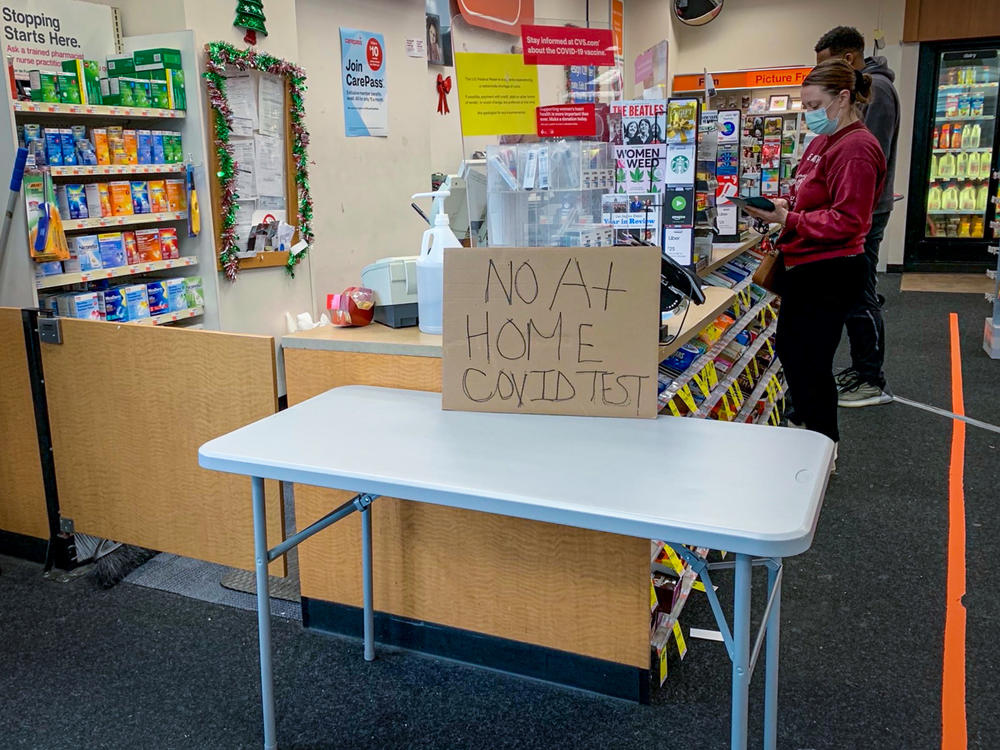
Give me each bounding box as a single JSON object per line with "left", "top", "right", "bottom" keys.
{"left": 204, "top": 41, "right": 314, "bottom": 280}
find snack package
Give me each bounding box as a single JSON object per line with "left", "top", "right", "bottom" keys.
{"left": 328, "top": 287, "right": 376, "bottom": 327}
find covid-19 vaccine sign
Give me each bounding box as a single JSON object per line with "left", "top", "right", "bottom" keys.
{"left": 339, "top": 27, "right": 388, "bottom": 137}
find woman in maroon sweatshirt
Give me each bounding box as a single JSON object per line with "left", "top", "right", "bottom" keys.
{"left": 746, "top": 60, "right": 886, "bottom": 451}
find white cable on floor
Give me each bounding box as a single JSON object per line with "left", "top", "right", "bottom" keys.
{"left": 892, "top": 394, "right": 1000, "bottom": 435}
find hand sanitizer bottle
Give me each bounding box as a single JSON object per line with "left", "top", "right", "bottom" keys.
{"left": 413, "top": 188, "right": 461, "bottom": 335}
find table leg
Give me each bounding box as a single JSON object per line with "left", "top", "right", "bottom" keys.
{"left": 763, "top": 559, "right": 782, "bottom": 750}
{"left": 361, "top": 502, "right": 375, "bottom": 661}
{"left": 731, "top": 553, "right": 752, "bottom": 750}
{"left": 251, "top": 476, "right": 277, "bottom": 750}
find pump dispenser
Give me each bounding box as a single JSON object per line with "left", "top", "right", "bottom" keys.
{"left": 412, "top": 187, "right": 461, "bottom": 334}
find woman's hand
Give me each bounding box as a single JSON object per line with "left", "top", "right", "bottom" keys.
{"left": 745, "top": 198, "right": 789, "bottom": 226}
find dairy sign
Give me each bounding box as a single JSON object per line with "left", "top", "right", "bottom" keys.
{"left": 339, "top": 27, "right": 388, "bottom": 137}
{"left": 2, "top": 0, "right": 117, "bottom": 74}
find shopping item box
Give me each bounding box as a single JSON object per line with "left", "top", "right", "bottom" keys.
{"left": 55, "top": 72, "right": 82, "bottom": 104}
{"left": 97, "top": 233, "right": 127, "bottom": 268}
{"left": 165, "top": 278, "right": 188, "bottom": 312}
{"left": 28, "top": 71, "right": 59, "bottom": 103}
{"left": 106, "top": 55, "right": 135, "bottom": 78}
{"left": 184, "top": 276, "right": 204, "bottom": 308}
{"left": 61, "top": 59, "right": 102, "bottom": 105}
{"left": 121, "top": 284, "right": 150, "bottom": 320}
{"left": 132, "top": 48, "right": 183, "bottom": 71}
{"left": 57, "top": 292, "right": 102, "bottom": 320}
{"left": 146, "top": 281, "right": 169, "bottom": 315}
{"left": 135, "top": 228, "right": 162, "bottom": 261}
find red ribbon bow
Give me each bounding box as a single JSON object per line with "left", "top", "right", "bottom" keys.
{"left": 436, "top": 74, "right": 451, "bottom": 115}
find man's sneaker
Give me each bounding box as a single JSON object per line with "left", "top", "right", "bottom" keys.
{"left": 834, "top": 367, "right": 859, "bottom": 391}
{"left": 838, "top": 381, "right": 893, "bottom": 408}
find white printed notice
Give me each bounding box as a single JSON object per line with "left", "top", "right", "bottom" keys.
{"left": 254, "top": 134, "right": 285, "bottom": 198}
{"left": 230, "top": 140, "right": 257, "bottom": 200}
{"left": 2, "top": 0, "right": 116, "bottom": 74}
{"left": 340, "top": 27, "right": 388, "bottom": 137}
{"left": 257, "top": 74, "right": 284, "bottom": 137}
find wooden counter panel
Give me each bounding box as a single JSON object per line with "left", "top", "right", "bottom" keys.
{"left": 285, "top": 346, "right": 650, "bottom": 668}
{"left": 41, "top": 319, "right": 285, "bottom": 574}
{"left": 0, "top": 308, "right": 49, "bottom": 540}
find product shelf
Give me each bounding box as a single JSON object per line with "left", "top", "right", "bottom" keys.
{"left": 658, "top": 292, "right": 774, "bottom": 409}
{"left": 932, "top": 147, "right": 993, "bottom": 153}
{"left": 12, "top": 101, "right": 186, "bottom": 119}
{"left": 658, "top": 286, "right": 736, "bottom": 361}
{"left": 734, "top": 357, "right": 784, "bottom": 422}
{"left": 130, "top": 306, "right": 203, "bottom": 326}
{"left": 700, "top": 232, "right": 763, "bottom": 277}
{"left": 63, "top": 211, "right": 187, "bottom": 232}
{"left": 927, "top": 210, "right": 986, "bottom": 216}
{"left": 692, "top": 317, "right": 779, "bottom": 419}
{"left": 35, "top": 256, "right": 198, "bottom": 290}
{"left": 938, "top": 82, "right": 999, "bottom": 91}
{"left": 757, "top": 381, "right": 789, "bottom": 425}
{"left": 936, "top": 116, "right": 995, "bottom": 122}
{"left": 929, "top": 176, "right": 989, "bottom": 182}
{"left": 47, "top": 164, "right": 186, "bottom": 178}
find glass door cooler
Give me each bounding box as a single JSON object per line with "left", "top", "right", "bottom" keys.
{"left": 906, "top": 43, "right": 1000, "bottom": 270}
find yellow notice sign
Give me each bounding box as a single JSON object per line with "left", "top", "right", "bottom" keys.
{"left": 455, "top": 53, "right": 539, "bottom": 136}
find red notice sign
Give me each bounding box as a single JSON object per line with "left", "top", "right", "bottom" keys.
{"left": 536, "top": 104, "right": 597, "bottom": 137}
{"left": 521, "top": 25, "right": 615, "bottom": 66}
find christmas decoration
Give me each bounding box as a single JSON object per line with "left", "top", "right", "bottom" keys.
{"left": 234, "top": 0, "right": 268, "bottom": 45}
{"left": 436, "top": 74, "right": 451, "bottom": 115}
{"left": 204, "top": 42, "right": 314, "bottom": 280}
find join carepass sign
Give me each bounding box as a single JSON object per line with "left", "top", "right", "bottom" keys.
{"left": 442, "top": 246, "right": 661, "bottom": 418}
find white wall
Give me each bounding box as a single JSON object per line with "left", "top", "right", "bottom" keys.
{"left": 667, "top": 0, "right": 911, "bottom": 267}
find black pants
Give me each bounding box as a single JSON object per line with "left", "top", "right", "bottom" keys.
{"left": 845, "top": 211, "right": 890, "bottom": 388}
{"left": 776, "top": 255, "right": 866, "bottom": 443}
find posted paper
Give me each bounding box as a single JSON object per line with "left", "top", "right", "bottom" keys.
{"left": 340, "top": 28, "right": 388, "bottom": 137}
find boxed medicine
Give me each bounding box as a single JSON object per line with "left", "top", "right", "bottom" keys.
{"left": 97, "top": 232, "right": 128, "bottom": 268}
{"left": 28, "top": 71, "right": 59, "bottom": 103}
{"left": 184, "top": 276, "right": 204, "bottom": 308}
{"left": 108, "top": 182, "right": 134, "bottom": 216}
{"left": 99, "top": 288, "right": 127, "bottom": 322}
{"left": 165, "top": 278, "right": 188, "bottom": 312}
{"left": 158, "top": 227, "right": 179, "bottom": 259}
{"left": 57, "top": 292, "right": 102, "bottom": 320}
{"left": 55, "top": 72, "right": 82, "bottom": 104}
{"left": 135, "top": 228, "right": 162, "bottom": 261}
{"left": 146, "top": 281, "right": 169, "bottom": 315}
{"left": 100, "top": 77, "right": 135, "bottom": 107}
{"left": 122, "top": 231, "right": 139, "bottom": 265}
{"left": 64, "top": 235, "right": 103, "bottom": 272}
{"left": 61, "top": 59, "right": 102, "bottom": 105}
{"left": 106, "top": 55, "right": 135, "bottom": 78}
{"left": 132, "top": 48, "right": 183, "bottom": 71}
{"left": 121, "top": 284, "right": 150, "bottom": 320}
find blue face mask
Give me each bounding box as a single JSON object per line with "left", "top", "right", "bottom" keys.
{"left": 805, "top": 101, "right": 839, "bottom": 135}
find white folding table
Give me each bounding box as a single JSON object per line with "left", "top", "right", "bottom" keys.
{"left": 198, "top": 385, "right": 833, "bottom": 750}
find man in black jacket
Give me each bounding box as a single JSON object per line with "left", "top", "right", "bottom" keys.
{"left": 815, "top": 26, "right": 900, "bottom": 408}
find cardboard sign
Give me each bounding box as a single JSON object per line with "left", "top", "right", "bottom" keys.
{"left": 536, "top": 103, "right": 596, "bottom": 137}
{"left": 442, "top": 246, "right": 660, "bottom": 418}
{"left": 521, "top": 25, "right": 615, "bottom": 66}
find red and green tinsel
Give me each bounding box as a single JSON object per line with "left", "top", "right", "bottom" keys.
{"left": 203, "top": 41, "right": 314, "bottom": 280}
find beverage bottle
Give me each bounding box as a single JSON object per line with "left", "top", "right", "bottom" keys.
{"left": 959, "top": 182, "right": 976, "bottom": 211}
{"left": 943, "top": 183, "right": 960, "bottom": 211}
{"left": 970, "top": 123, "right": 981, "bottom": 149}
{"left": 976, "top": 184, "right": 989, "bottom": 212}
{"left": 940, "top": 123, "right": 951, "bottom": 149}
{"left": 981, "top": 150, "right": 992, "bottom": 177}
{"left": 939, "top": 152, "right": 956, "bottom": 177}
{"left": 972, "top": 216, "right": 985, "bottom": 237}
{"left": 968, "top": 151, "right": 979, "bottom": 179}
{"left": 958, "top": 93, "right": 970, "bottom": 117}
{"left": 952, "top": 126, "right": 963, "bottom": 149}
{"left": 927, "top": 184, "right": 942, "bottom": 211}
{"left": 958, "top": 216, "right": 971, "bottom": 237}
{"left": 930, "top": 154, "right": 939, "bottom": 179}
{"left": 956, "top": 151, "right": 968, "bottom": 178}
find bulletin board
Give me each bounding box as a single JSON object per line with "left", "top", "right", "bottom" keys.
{"left": 208, "top": 70, "right": 300, "bottom": 272}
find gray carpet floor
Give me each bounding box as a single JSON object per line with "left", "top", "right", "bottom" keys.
{"left": 1, "top": 274, "right": 998, "bottom": 749}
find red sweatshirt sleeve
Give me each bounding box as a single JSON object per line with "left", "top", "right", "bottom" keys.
{"left": 784, "top": 157, "right": 882, "bottom": 250}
